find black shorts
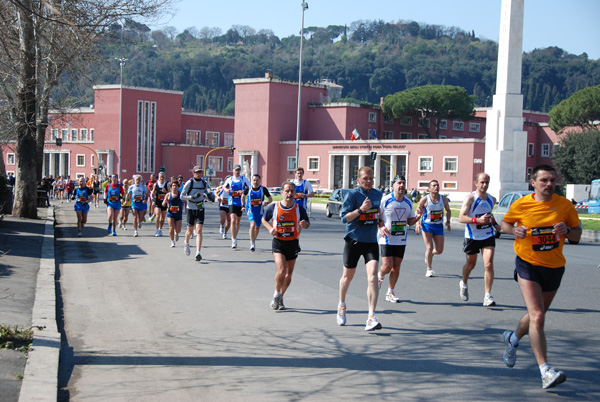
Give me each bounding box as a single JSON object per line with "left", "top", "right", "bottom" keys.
{"left": 381, "top": 244, "right": 406, "bottom": 259}
{"left": 514, "top": 256, "right": 565, "bottom": 292}
{"left": 272, "top": 237, "right": 300, "bottom": 261}
{"left": 219, "top": 206, "right": 230, "bottom": 213}
{"left": 186, "top": 208, "right": 205, "bottom": 226}
{"left": 462, "top": 237, "right": 495, "bottom": 255}
{"left": 154, "top": 203, "right": 167, "bottom": 211}
{"left": 229, "top": 205, "right": 243, "bottom": 217}
{"left": 343, "top": 238, "right": 379, "bottom": 269}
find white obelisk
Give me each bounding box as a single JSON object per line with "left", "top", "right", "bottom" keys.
{"left": 485, "top": 0, "right": 528, "bottom": 199}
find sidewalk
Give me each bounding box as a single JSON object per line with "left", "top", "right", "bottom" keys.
{"left": 0, "top": 208, "right": 58, "bottom": 402}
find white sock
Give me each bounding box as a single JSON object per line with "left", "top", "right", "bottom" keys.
{"left": 510, "top": 332, "right": 520, "bottom": 346}
{"left": 539, "top": 363, "right": 550, "bottom": 375}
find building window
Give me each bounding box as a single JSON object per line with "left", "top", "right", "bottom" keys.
{"left": 206, "top": 131, "right": 219, "bottom": 147}
{"left": 541, "top": 143, "right": 551, "bottom": 157}
{"left": 383, "top": 131, "right": 393, "bottom": 139}
{"left": 368, "top": 112, "right": 377, "bottom": 123}
{"left": 227, "top": 157, "right": 233, "bottom": 171}
{"left": 418, "top": 133, "right": 428, "bottom": 139}
{"left": 384, "top": 115, "right": 394, "bottom": 124}
{"left": 527, "top": 167, "right": 533, "bottom": 181}
{"left": 91, "top": 154, "right": 95, "bottom": 169}
{"left": 76, "top": 173, "right": 85, "bottom": 179}
{"left": 186, "top": 130, "right": 200, "bottom": 145}
{"left": 51, "top": 129, "right": 59, "bottom": 140}
{"left": 7, "top": 153, "right": 15, "bottom": 165}
{"left": 400, "top": 132, "right": 412, "bottom": 139}
{"left": 308, "top": 157, "right": 319, "bottom": 171}
{"left": 81, "top": 129, "right": 88, "bottom": 142}
{"left": 452, "top": 121, "right": 464, "bottom": 131}
{"left": 224, "top": 133, "right": 234, "bottom": 147}
{"left": 90, "top": 129, "right": 95, "bottom": 142}
{"left": 443, "top": 157, "right": 458, "bottom": 172}
{"left": 400, "top": 116, "right": 412, "bottom": 126}
{"left": 368, "top": 129, "right": 377, "bottom": 139}
{"left": 418, "top": 117, "right": 430, "bottom": 128}
{"left": 439, "top": 120, "right": 448, "bottom": 130}
{"left": 419, "top": 156, "right": 433, "bottom": 172}
{"left": 442, "top": 181, "right": 457, "bottom": 190}
{"left": 137, "top": 100, "right": 157, "bottom": 173}
{"left": 287, "top": 156, "right": 297, "bottom": 171}
{"left": 76, "top": 154, "right": 85, "bottom": 167}
{"left": 196, "top": 155, "right": 204, "bottom": 170}
{"left": 417, "top": 181, "right": 430, "bottom": 189}
{"left": 439, "top": 135, "right": 447, "bottom": 139}
{"left": 469, "top": 122, "right": 481, "bottom": 132}
{"left": 528, "top": 143, "right": 534, "bottom": 157}
{"left": 71, "top": 129, "right": 78, "bottom": 141}
{"left": 61, "top": 129, "right": 68, "bottom": 140}
{"left": 208, "top": 156, "right": 223, "bottom": 171}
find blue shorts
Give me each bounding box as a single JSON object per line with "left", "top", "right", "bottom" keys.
{"left": 166, "top": 212, "right": 182, "bottom": 221}
{"left": 132, "top": 202, "right": 147, "bottom": 211}
{"left": 107, "top": 202, "right": 122, "bottom": 211}
{"left": 422, "top": 222, "right": 444, "bottom": 236}
{"left": 74, "top": 203, "right": 90, "bottom": 214}
{"left": 247, "top": 210, "right": 262, "bottom": 227}
{"left": 514, "top": 256, "right": 565, "bottom": 292}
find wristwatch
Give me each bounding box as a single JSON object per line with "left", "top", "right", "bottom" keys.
{"left": 357, "top": 208, "right": 363, "bottom": 215}
{"left": 566, "top": 226, "right": 571, "bottom": 235}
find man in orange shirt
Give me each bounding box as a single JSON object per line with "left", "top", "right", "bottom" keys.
{"left": 500, "top": 164, "right": 581, "bottom": 390}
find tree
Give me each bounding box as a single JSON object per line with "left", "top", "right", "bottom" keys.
{"left": 549, "top": 85, "right": 600, "bottom": 132}
{"left": 1, "top": 0, "right": 172, "bottom": 218}
{"left": 382, "top": 85, "right": 474, "bottom": 138}
{"left": 552, "top": 129, "right": 600, "bottom": 183}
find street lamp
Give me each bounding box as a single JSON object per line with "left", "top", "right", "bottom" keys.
{"left": 116, "top": 57, "right": 127, "bottom": 176}
{"left": 295, "top": 1, "right": 308, "bottom": 171}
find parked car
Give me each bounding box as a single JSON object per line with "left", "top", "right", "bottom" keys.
{"left": 268, "top": 186, "right": 282, "bottom": 195}
{"left": 326, "top": 189, "right": 350, "bottom": 218}
{"left": 492, "top": 190, "right": 533, "bottom": 238}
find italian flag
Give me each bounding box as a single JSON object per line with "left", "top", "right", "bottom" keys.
{"left": 350, "top": 128, "right": 360, "bottom": 141}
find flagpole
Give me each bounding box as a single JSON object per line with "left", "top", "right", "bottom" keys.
{"left": 295, "top": 1, "right": 309, "bottom": 170}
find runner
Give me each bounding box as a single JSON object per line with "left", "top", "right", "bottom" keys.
{"left": 90, "top": 174, "right": 101, "bottom": 208}
{"left": 126, "top": 175, "right": 149, "bottom": 237}
{"left": 65, "top": 177, "right": 75, "bottom": 202}
{"left": 151, "top": 172, "right": 169, "bottom": 237}
{"left": 336, "top": 166, "right": 384, "bottom": 331}
{"left": 500, "top": 164, "right": 581, "bottom": 390}
{"left": 242, "top": 174, "right": 272, "bottom": 251}
{"left": 163, "top": 181, "right": 184, "bottom": 248}
{"left": 147, "top": 173, "right": 157, "bottom": 222}
{"left": 377, "top": 176, "right": 422, "bottom": 303}
{"left": 104, "top": 174, "right": 124, "bottom": 236}
{"left": 458, "top": 173, "right": 502, "bottom": 306}
{"left": 262, "top": 181, "right": 310, "bottom": 311}
{"left": 56, "top": 176, "right": 65, "bottom": 203}
{"left": 224, "top": 164, "right": 251, "bottom": 249}
{"left": 292, "top": 167, "right": 314, "bottom": 211}
{"left": 415, "top": 180, "right": 451, "bottom": 277}
{"left": 72, "top": 177, "right": 93, "bottom": 237}
{"left": 215, "top": 177, "right": 231, "bottom": 239}
{"left": 181, "top": 166, "right": 215, "bottom": 261}
{"left": 119, "top": 178, "right": 131, "bottom": 230}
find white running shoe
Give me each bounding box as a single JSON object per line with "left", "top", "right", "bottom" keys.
{"left": 170, "top": 240, "right": 176, "bottom": 248}
{"left": 222, "top": 232, "right": 227, "bottom": 239}
{"left": 365, "top": 315, "right": 382, "bottom": 331}
{"left": 542, "top": 367, "right": 566, "bottom": 389}
{"left": 219, "top": 225, "right": 224, "bottom": 234}
{"left": 385, "top": 291, "right": 400, "bottom": 303}
{"left": 377, "top": 275, "right": 384, "bottom": 290}
{"left": 425, "top": 268, "right": 435, "bottom": 277}
{"left": 184, "top": 243, "right": 191, "bottom": 256}
{"left": 250, "top": 243, "right": 255, "bottom": 252}
{"left": 158, "top": 229, "right": 163, "bottom": 237}
{"left": 155, "top": 229, "right": 159, "bottom": 237}
{"left": 231, "top": 238, "right": 237, "bottom": 249}
{"left": 336, "top": 306, "right": 346, "bottom": 326}
{"left": 134, "top": 230, "right": 139, "bottom": 237}
{"left": 459, "top": 281, "right": 469, "bottom": 301}
{"left": 483, "top": 294, "right": 496, "bottom": 307}
{"left": 77, "top": 231, "right": 82, "bottom": 237}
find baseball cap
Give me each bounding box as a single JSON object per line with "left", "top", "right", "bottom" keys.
{"left": 193, "top": 166, "right": 203, "bottom": 173}
{"left": 233, "top": 164, "right": 241, "bottom": 170}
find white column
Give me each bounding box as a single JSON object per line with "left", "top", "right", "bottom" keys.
{"left": 48, "top": 152, "right": 54, "bottom": 177}
{"left": 373, "top": 157, "right": 381, "bottom": 187}
{"left": 342, "top": 155, "right": 350, "bottom": 188}
{"left": 251, "top": 153, "right": 258, "bottom": 176}
{"left": 107, "top": 152, "right": 114, "bottom": 176}
{"left": 358, "top": 155, "right": 365, "bottom": 169}
{"left": 392, "top": 155, "right": 399, "bottom": 180}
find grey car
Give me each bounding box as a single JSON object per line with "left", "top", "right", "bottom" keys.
{"left": 493, "top": 190, "right": 533, "bottom": 238}
{"left": 326, "top": 189, "right": 350, "bottom": 218}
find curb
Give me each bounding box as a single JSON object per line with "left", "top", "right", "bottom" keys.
{"left": 18, "top": 207, "right": 60, "bottom": 402}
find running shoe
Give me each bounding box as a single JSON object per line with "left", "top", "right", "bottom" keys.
{"left": 425, "top": 268, "right": 435, "bottom": 277}
{"left": 149, "top": 215, "right": 155, "bottom": 223}
{"left": 542, "top": 367, "right": 566, "bottom": 389}
{"left": 159, "top": 229, "right": 164, "bottom": 237}
{"left": 170, "top": 241, "right": 176, "bottom": 248}
{"left": 107, "top": 223, "right": 112, "bottom": 233}
{"left": 175, "top": 232, "right": 179, "bottom": 242}
{"left": 502, "top": 330, "right": 518, "bottom": 368}
{"left": 77, "top": 231, "right": 82, "bottom": 237}
{"left": 365, "top": 315, "right": 382, "bottom": 331}
{"left": 184, "top": 243, "right": 191, "bottom": 256}
{"left": 231, "top": 238, "right": 237, "bottom": 249}
{"left": 155, "top": 229, "right": 159, "bottom": 237}
{"left": 336, "top": 306, "right": 346, "bottom": 326}
{"left": 222, "top": 232, "right": 227, "bottom": 240}
{"left": 377, "top": 275, "right": 384, "bottom": 290}
{"left": 459, "top": 281, "right": 469, "bottom": 301}
{"left": 278, "top": 298, "right": 286, "bottom": 310}
{"left": 250, "top": 243, "right": 255, "bottom": 252}
{"left": 219, "top": 225, "right": 224, "bottom": 234}
{"left": 134, "top": 230, "right": 139, "bottom": 237}
{"left": 118, "top": 222, "right": 123, "bottom": 229}
{"left": 483, "top": 294, "right": 496, "bottom": 307}
{"left": 385, "top": 291, "right": 400, "bottom": 303}
{"left": 112, "top": 230, "right": 117, "bottom": 236}
{"left": 270, "top": 295, "right": 281, "bottom": 310}
{"left": 139, "top": 220, "right": 143, "bottom": 228}
{"left": 195, "top": 252, "right": 202, "bottom": 262}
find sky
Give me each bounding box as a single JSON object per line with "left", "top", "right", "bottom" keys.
{"left": 152, "top": 0, "right": 600, "bottom": 60}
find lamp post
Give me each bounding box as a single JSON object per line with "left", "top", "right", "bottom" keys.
{"left": 295, "top": 1, "right": 308, "bottom": 171}
{"left": 116, "top": 57, "right": 127, "bottom": 176}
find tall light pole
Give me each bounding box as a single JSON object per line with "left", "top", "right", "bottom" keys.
{"left": 295, "top": 1, "right": 308, "bottom": 171}
{"left": 116, "top": 57, "right": 127, "bottom": 177}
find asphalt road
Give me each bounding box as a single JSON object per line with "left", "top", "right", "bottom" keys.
{"left": 54, "top": 201, "right": 600, "bottom": 401}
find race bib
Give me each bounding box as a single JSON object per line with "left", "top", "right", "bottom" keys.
{"left": 531, "top": 226, "right": 559, "bottom": 251}
{"left": 78, "top": 196, "right": 87, "bottom": 203}
{"left": 196, "top": 202, "right": 204, "bottom": 209}
{"left": 109, "top": 196, "right": 118, "bottom": 202}
{"left": 250, "top": 199, "right": 262, "bottom": 207}
{"left": 475, "top": 213, "right": 491, "bottom": 229}
{"left": 232, "top": 190, "right": 242, "bottom": 198}
{"left": 169, "top": 205, "right": 180, "bottom": 213}
{"left": 391, "top": 221, "right": 406, "bottom": 236}
{"left": 277, "top": 221, "right": 295, "bottom": 238}
{"left": 359, "top": 209, "right": 378, "bottom": 226}
{"left": 133, "top": 195, "right": 142, "bottom": 202}
{"left": 157, "top": 193, "right": 166, "bottom": 200}
{"left": 430, "top": 211, "right": 443, "bottom": 223}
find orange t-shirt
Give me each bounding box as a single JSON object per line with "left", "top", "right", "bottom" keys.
{"left": 503, "top": 194, "right": 580, "bottom": 268}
